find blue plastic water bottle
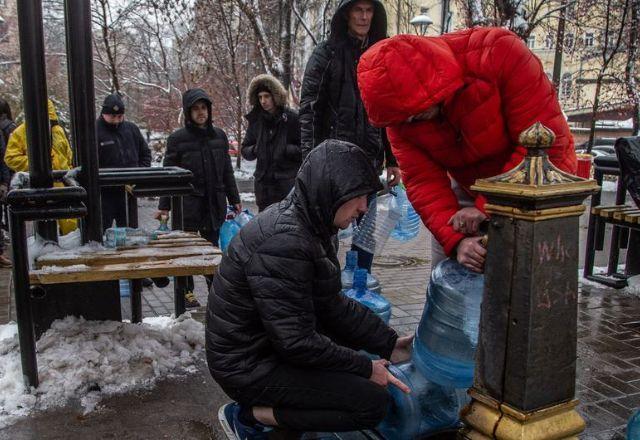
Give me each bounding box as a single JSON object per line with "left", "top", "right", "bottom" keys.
{"left": 119, "top": 279, "right": 131, "bottom": 298}
{"left": 341, "top": 251, "right": 382, "bottom": 295}
{"left": 343, "top": 268, "right": 391, "bottom": 324}
{"left": 219, "top": 209, "right": 241, "bottom": 253}
{"left": 377, "top": 259, "right": 484, "bottom": 439}
{"left": 378, "top": 362, "right": 468, "bottom": 439}
{"left": 629, "top": 410, "right": 640, "bottom": 439}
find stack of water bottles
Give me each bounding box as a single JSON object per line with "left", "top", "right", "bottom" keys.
{"left": 377, "top": 259, "right": 484, "bottom": 439}
{"left": 219, "top": 207, "right": 254, "bottom": 253}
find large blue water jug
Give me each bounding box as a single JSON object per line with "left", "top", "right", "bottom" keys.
{"left": 341, "top": 251, "right": 382, "bottom": 295}
{"left": 629, "top": 410, "right": 640, "bottom": 439}
{"left": 390, "top": 186, "right": 421, "bottom": 242}
{"left": 413, "top": 259, "right": 484, "bottom": 388}
{"left": 377, "top": 259, "right": 484, "bottom": 439}
{"left": 343, "top": 269, "right": 391, "bottom": 324}
{"left": 377, "top": 362, "right": 468, "bottom": 439}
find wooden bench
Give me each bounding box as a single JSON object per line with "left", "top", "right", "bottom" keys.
{"left": 584, "top": 151, "right": 640, "bottom": 288}
{"left": 30, "top": 232, "right": 221, "bottom": 318}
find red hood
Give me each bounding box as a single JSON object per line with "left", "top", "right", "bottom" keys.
{"left": 358, "top": 34, "right": 464, "bottom": 127}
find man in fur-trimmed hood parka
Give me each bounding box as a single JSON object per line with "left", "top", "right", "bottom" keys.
{"left": 241, "top": 74, "right": 301, "bottom": 212}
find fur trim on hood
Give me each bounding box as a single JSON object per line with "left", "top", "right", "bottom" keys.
{"left": 247, "top": 74, "right": 288, "bottom": 109}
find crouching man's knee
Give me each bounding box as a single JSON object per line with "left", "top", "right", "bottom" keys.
{"left": 353, "top": 384, "right": 391, "bottom": 429}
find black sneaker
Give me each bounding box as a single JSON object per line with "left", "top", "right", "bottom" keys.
{"left": 184, "top": 291, "right": 201, "bottom": 308}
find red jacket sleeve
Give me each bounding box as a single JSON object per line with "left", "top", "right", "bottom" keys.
{"left": 388, "top": 128, "right": 465, "bottom": 256}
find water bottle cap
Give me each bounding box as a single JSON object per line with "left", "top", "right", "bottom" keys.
{"left": 353, "top": 268, "right": 368, "bottom": 289}
{"left": 345, "top": 251, "right": 358, "bottom": 270}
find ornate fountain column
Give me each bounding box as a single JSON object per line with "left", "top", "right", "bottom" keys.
{"left": 461, "top": 123, "right": 599, "bottom": 439}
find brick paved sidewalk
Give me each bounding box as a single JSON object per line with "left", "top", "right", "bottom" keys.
{"left": 1, "top": 195, "right": 640, "bottom": 437}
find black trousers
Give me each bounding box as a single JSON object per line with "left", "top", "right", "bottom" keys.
{"left": 186, "top": 227, "right": 219, "bottom": 292}
{"left": 223, "top": 364, "right": 390, "bottom": 432}
{"left": 101, "top": 187, "right": 127, "bottom": 230}
{"left": 255, "top": 179, "right": 295, "bottom": 212}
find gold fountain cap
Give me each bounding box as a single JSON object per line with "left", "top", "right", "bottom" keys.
{"left": 471, "top": 122, "right": 599, "bottom": 199}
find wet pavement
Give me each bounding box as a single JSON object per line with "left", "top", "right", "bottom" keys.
{"left": 0, "top": 189, "right": 638, "bottom": 439}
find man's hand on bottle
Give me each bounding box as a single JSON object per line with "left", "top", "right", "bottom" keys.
{"left": 370, "top": 359, "right": 410, "bottom": 393}
{"left": 390, "top": 335, "right": 414, "bottom": 364}
{"left": 447, "top": 207, "right": 487, "bottom": 235}
{"left": 154, "top": 210, "right": 169, "bottom": 221}
{"left": 456, "top": 236, "right": 486, "bottom": 273}
{"left": 386, "top": 167, "right": 401, "bottom": 187}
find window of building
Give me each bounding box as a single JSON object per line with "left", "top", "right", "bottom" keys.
{"left": 527, "top": 35, "right": 536, "bottom": 49}
{"left": 545, "top": 34, "right": 555, "bottom": 49}
{"left": 584, "top": 32, "right": 594, "bottom": 47}
{"left": 565, "top": 33, "right": 574, "bottom": 49}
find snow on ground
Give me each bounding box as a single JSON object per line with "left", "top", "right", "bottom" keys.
{"left": 601, "top": 179, "right": 619, "bottom": 193}
{"left": 580, "top": 266, "right": 640, "bottom": 296}
{"left": 0, "top": 314, "right": 204, "bottom": 428}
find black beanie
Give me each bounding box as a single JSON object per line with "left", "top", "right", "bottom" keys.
{"left": 101, "top": 94, "right": 125, "bottom": 115}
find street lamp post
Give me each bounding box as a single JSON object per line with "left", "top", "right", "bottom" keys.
{"left": 410, "top": 7, "right": 433, "bottom": 36}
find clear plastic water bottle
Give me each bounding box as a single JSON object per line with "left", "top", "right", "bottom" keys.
{"left": 629, "top": 410, "right": 640, "bottom": 440}
{"left": 104, "top": 227, "right": 150, "bottom": 248}
{"left": 343, "top": 268, "right": 391, "bottom": 323}
{"left": 341, "top": 250, "right": 382, "bottom": 295}
{"left": 236, "top": 209, "right": 255, "bottom": 227}
{"left": 390, "top": 186, "right": 421, "bottom": 242}
{"left": 119, "top": 279, "right": 131, "bottom": 298}
{"left": 337, "top": 220, "right": 355, "bottom": 240}
{"left": 352, "top": 194, "right": 402, "bottom": 255}
{"left": 413, "top": 259, "right": 484, "bottom": 388}
{"left": 377, "top": 362, "right": 468, "bottom": 439}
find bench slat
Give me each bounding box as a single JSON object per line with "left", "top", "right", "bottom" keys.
{"left": 30, "top": 255, "right": 221, "bottom": 285}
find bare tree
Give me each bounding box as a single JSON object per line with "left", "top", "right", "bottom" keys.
{"left": 626, "top": 0, "right": 640, "bottom": 135}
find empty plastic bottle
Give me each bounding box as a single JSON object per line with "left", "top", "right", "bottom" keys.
{"left": 377, "top": 362, "right": 468, "bottom": 439}
{"left": 341, "top": 250, "right": 382, "bottom": 295}
{"left": 413, "top": 259, "right": 484, "bottom": 388}
{"left": 119, "top": 279, "right": 131, "bottom": 298}
{"left": 390, "top": 186, "right": 421, "bottom": 242}
{"left": 235, "top": 209, "right": 255, "bottom": 227}
{"left": 343, "top": 268, "right": 391, "bottom": 323}
{"left": 629, "top": 410, "right": 640, "bottom": 440}
{"left": 352, "top": 193, "right": 402, "bottom": 255}
{"left": 104, "top": 227, "right": 151, "bottom": 248}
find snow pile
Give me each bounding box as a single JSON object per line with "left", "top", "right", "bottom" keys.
{"left": 27, "top": 230, "right": 103, "bottom": 269}
{"left": 0, "top": 314, "right": 204, "bottom": 427}
{"left": 240, "top": 192, "right": 256, "bottom": 203}
{"left": 233, "top": 160, "right": 256, "bottom": 180}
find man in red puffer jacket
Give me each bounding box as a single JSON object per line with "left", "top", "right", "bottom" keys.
{"left": 357, "top": 27, "right": 577, "bottom": 273}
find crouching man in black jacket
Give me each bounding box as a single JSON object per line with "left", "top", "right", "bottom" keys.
{"left": 208, "top": 140, "right": 410, "bottom": 439}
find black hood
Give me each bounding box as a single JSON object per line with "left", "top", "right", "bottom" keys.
{"left": 292, "top": 139, "right": 382, "bottom": 239}
{"left": 182, "top": 88, "right": 213, "bottom": 128}
{"left": 329, "top": 0, "right": 387, "bottom": 45}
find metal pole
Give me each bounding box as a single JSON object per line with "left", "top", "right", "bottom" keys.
{"left": 64, "top": 0, "right": 103, "bottom": 243}
{"left": 9, "top": 210, "right": 39, "bottom": 388}
{"left": 16, "top": 0, "right": 57, "bottom": 242}
{"left": 172, "top": 196, "right": 187, "bottom": 317}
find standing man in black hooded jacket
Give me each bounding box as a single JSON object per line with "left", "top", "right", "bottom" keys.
{"left": 156, "top": 89, "right": 241, "bottom": 308}
{"left": 241, "top": 74, "right": 301, "bottom": 212}
{"left": 96, "top": 94, "right": 151, "bottom": 229}
{"left": 209, "top": 140, "right": 411, "bottom": 439}
{"left": 299, "top": 0, "right": 401, "bottom": 272}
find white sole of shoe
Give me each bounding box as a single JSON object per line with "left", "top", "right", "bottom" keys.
{"left": 218, "top": 404, "right": 239, "bottom": 440}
